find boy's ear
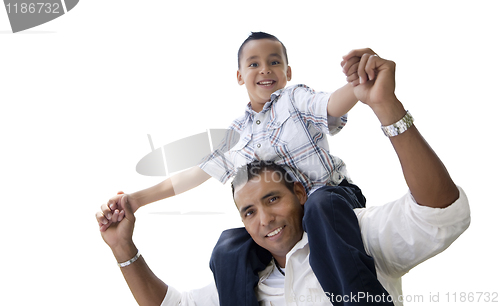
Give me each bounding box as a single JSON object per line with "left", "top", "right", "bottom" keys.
{"left": 286, "top": 66, "right": 292, "bottom": 81}
{"left": 237, "top": 70, "right": 245, "bottom": 85}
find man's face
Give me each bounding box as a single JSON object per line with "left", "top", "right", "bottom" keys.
{"left": 233, "top": 170, "right": 307, "bottom": 264}
{"left": 237, "top": 39, "right": 292, "bottom": 112}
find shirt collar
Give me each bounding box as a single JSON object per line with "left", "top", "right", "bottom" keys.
{"left": 270, "top": 88, "right": 284, "bottom": 102}
{"left": 244, "top": 88, "right": 285, "bottom": 116}
{"left": 258, "top": 232, "right": 308, "bottom": 283}
{"left": 284, "top": 232, "right": 309, "bottom": 266}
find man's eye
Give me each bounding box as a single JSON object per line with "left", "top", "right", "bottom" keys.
{"left": 269, "top": 196, "right": 278, "bottom": 203}
{"left": 245, "top": 210, "right": 254, "bottom": 217}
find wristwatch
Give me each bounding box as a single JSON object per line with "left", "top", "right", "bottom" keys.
{"left": 381, "top": 111, "right": 414, "bottom": 137}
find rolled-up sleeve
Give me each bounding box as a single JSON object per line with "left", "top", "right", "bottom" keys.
{"left": 289, "top": 84, "right": 347, "bottom": 136}
{"left": 198, "top": 126, "right": 241, "bottom": 184}
{"left": 354, "top": 186, "right": 471, "bottom": 278}
{"left": 161, "top": 282, "right": 219, "bottom": 306}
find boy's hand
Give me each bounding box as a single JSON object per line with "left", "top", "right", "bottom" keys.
{"left": 341, "top": 53, "right": 360, "bottom": 86}
{"left": 341, "top": 48, "right": 378, "bottom": 87}
{"left": 97, "top": 191, "right": 127, "bottom": 232}
{"left": 342, "top": 50, "right": 396, "bottom": 102}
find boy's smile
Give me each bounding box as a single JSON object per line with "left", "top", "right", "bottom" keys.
{"left": 237, "top": 39, "right": 292, "bottom": 112}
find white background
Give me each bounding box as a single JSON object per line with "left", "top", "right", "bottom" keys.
{"left": 1, "top": 1, "right": 499, "bottom": 305}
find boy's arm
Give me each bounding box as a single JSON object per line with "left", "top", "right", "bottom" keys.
{"left": 326, "top": 49, "right": 377, "bottom": 118}
{"left": 326, "top": 83, "right": 358, "bottom": 118}
{"left": 98, "top": 166, "right": 211, "bottom": 231}
{"left": 129, "top": 166, "right": 211, "bottom": 209}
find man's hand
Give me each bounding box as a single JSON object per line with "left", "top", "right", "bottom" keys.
{"left": 343, "top": 48, "right": 459, "bottom": 208}
{"left": 342, "top": 48, "right": 405, "bottom": 126}
{"left": 98, "top": 191, "right": 138, "bottom": 232}
{"left": 96, "top": 192, "right": 135, "bottom": 255}
{"left": 96, "top": 193, "right": 169, "bottom": 305}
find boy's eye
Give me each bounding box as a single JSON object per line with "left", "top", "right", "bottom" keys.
{"left": 271, "top": 61, "right": 280, "bottom": 65}
{"left": 249, "top": 63, "right": 258, "bottom": 68}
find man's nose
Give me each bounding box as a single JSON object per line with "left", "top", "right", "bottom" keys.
{"left": 260, "top": 209, "right": 275, "bottom": 226}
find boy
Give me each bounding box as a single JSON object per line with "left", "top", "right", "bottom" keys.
{"left": 98, "top": 32, "right": 359, "bottom": 227}
{"left": 98, "top": 32, "right": 392, "bottom": 305}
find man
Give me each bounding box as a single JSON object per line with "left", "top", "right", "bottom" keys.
{"left": 96, "top": 49, "right": 470, "bottom": 305}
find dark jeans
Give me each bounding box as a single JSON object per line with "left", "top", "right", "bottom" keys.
{"left": 210, "top": 181, "right": 393, "bottom": 305}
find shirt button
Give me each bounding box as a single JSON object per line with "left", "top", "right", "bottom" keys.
{"left": 256, "top": 143, "right": 261, "bottom": 148}
{"left": 256, "top": 120, "right": 261, "bottom": 125}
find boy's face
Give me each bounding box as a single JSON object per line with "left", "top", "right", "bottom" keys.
{"left": 237, "top": 39, "right": 292, "bottom": 112}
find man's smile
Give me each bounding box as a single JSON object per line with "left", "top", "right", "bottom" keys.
{"left": 266, "top": 226, "right": 285, "bottom": 238}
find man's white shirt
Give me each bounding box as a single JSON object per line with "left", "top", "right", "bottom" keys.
{"left": 162, "top": 187, "right": 470, "bottom": 306}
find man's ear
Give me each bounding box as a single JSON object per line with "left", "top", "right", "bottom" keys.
{"left": 293, "top": 181, "right": 307, "bottom": 206}
{"left": 286, "top": 66, "right": 292, "bottom": 82}
{"left": 237, "top": 70, "right": 245, "bottom": 85}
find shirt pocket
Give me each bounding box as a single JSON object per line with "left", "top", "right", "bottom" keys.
{"left": 267, "top": 111, "right": 303, "bottom": 150}
{"left": 228, "top": 132, "right": 255, "bottom": 169}
{"left": 268, "top": 110, "right": 324, "bottom": 176}
{"left": 230, "top": 132, "right": 251, "bottom": 151}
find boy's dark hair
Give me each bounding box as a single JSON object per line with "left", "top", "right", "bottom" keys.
{"left": 237, "top": 32, "right": 289, "bottom": 69}
{"left": 231, "top": 160, "right": 296, "bottom": 197}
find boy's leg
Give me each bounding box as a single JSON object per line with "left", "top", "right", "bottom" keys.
{"left": 209, "top": 227, "right": 271, "bottom": 306}
{"left": 337, "top": 179, "right": 366, "bottom": 209}
{"left": 303, "top": 183, "right": 394, "bottom": 305}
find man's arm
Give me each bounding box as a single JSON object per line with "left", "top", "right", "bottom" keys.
{"left": 114, "top": 248, "right": 169, "bottom": 306}
{"left": 387, "top": 123, "right": 459, "bottom": 208}
{"left": 97, "top": 197, "right": 168, "bottom": 305}
{"left": 342, "top": 49, "right": 459, "bottom": 208}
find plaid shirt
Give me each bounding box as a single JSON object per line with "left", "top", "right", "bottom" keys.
{"left": 199, "top": 84, "right": 350, "bottom": 195}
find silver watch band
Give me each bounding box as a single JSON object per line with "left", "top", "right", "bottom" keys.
{"left": 381, "top": 111, "right": 414, "bottom": 137}
{"left": 117, "top": 249, "right": 141, "bottom": 268}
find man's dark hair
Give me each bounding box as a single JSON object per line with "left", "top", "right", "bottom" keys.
{"left": 231, "top": 160, "right": 295, "bottom": 197}
{"left": 237, "top": 32, "right": 289, "bottom": 69}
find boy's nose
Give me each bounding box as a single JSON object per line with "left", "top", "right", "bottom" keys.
{"left": 260, "top": 65, "right": 271, "bottom": 74}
